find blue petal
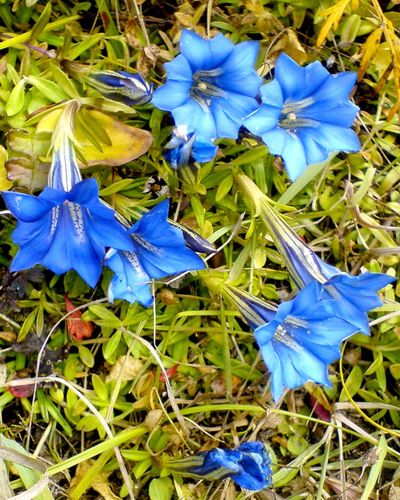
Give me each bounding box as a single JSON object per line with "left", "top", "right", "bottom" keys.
{"left": 280, "top": 132, "right": 308, "bottom": 181}
{"left": 303, "top": 60, "right": 331, "bottom": 97}
{"left": 216, "top": 41, "right": 262, "bottom": 97}
{"left": 107, "top": 250, "right": 153, "bottom": 306}
{"left": 68, "top": 179, "right": 114, "bottom": 218}
{"left": 260, "top": 128, "right": 286, "bottom": 155}
{"left": 296, "top": 129, "right": 328, "bottom": 165}
{"left": 172, "top": 100, "right": 216, "bottom": 141}
{"left": 305, "top": 124, "right": 361, "bottom": 153}
{"left": 88, "top": 213, "right": 134, "bottom": 252}
{"left": 219, "top": 40, "right": 259, "bottom": 74}
{"left": 320, "top": 287, "right": 371, "bottom": 334}
{"left": 40, "top": 204, "right": 103, "bottom": 287}
{"left": 132, "top": 229, "right": 205, "bottom": 279}
{"left": 179, "top": 30, "right": 234, "bottom": 72}
{"left": 219, "top": 91, "right": 260, "bottom": 120}
{"left": 259, "top": 80, "right": 284, "bottom": 106}
{"left": 267, "top": 340, "right": 331, "bottom": 399}
{"left": 311, "top": 71, "right": 357, "bottom": 104}
{"left": 163, "top": 54, "right": 193, "bottom": 82}
{"left": 192, "top": 140, "right": 218, "bottom": 162}
{"left": 244, "top": 105, "right": 281, "bottom": 136}
{"left": 151, "top": 80, "right": 191, "bottom": 111}
{"left": 327, "top": 272, "right": 394, "bottom": 312}
{"left": 253, "top": 321, "right": 277, "bottom": 346}
{"left": 3, "top": 191, "right": 58, "bottom": 221}
{"left": 10, "top": 216, "right": 54, "bottom": 271}
{"left": 130, "top": 200, "right": 205, "bottom": 279}
{"left": 211, "top": 100, "right": 241, "bottom": 138}
{"left": 300, "top": 100, "right": 359, "bottom": 127}
{"left": 275, "top": 53, "right": 306, "bottom": 101}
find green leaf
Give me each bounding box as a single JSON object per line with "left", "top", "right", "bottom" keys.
{"left": 340, "top": 14, "right": 362, "bottom": 44}
{"left": 215, "top": 174, "right": 233, "bottom": 202}
{"left": 340, "top": 365, "right": 363, "bottom": 400}
{"left": 103, "top": 330, "right": 122, "bottom": 362}
{"left": 360, "top": 436, "right": 387, "bottom": 500}
{"left": 30, "top": 2, "right": 52, "bottom": 41}
{"left": 92, "top": 374, "right": 108, "bottom": 401}
{"left": 48, "top": 62, "right": 80, "bottom": 99}
{"left": 100, "top": 178, "right": 134, "bottom": 196}
{"left": 0, "top": 436, "right": 53, "bottom": 500}
{"left": 229, "top": 145, "right": 268, "bottom": 166}
{"left": 364, "top": 351, "right": 383, "bottom": 376}
{"left": 0, "top": 15, "right": 81, "bottom": 50}
{"left": 88, "top": 305, "right": 120, "bottom": 323}
{"left": 5, "top": 79, "right": 26, "bottom": 116}
{"left": 149, "top": 477, "right": 174, "bottom": 500}
{"left": 78, "top": 345, "right": 95, "bottom": 368}
{"left": 287, "top": 435, "right": 309, "bottom": 456}
{"left": 76, "top": 415, "right": 100, "bottom": 432}
{"left": 18, "top": 309, "right": 37, "bottom": 342}
{"left": 27, "top": 76, "right": 69, "bottom": 103}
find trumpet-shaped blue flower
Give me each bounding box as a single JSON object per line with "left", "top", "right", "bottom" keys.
{"left": 244, "top": 53, "right": 361, "bottom": 180}
{"left": 164, "top": 441, "right": 271, "bottom": 491}
{"left": 3, "top": 179, "right": 133, "bottom": 287}
{"left": 106, "top": 199, "right": 205, "bottom": 306}
{"left": 163, "top": 127, "right": 218, "bottom": 169}
{"left": 2, "top": 137, "right": 133, "bottom": 287}
{"left": 236, "top": 173, "right": 395, "bottom": 334}
{"left": 152, "top": 29, "right": 262, "bottom": 143}
{"left": 225, "top": 282, "right": 359, "bottom": 400}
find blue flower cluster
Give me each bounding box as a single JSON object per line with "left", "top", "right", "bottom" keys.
{"left": 153, "top": 30, "right": 360, "bottom": 179}
{"left": 2, "top": 136, "right": 205, "bottom": 305}
{"left": 0, "top": 26, "right": 396, "bottom": 495}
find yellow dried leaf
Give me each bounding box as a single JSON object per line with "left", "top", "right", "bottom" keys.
{"left": 75, "top": 110, "right": 153, "bottom": 167}
{"left": 358, "top": 27, "right": 383, "bottom": 81}
{"left": 317, "top": 0, "right": 351, "bottom": 47}
{"left": 0, "top": 146, "right": 12, "bottom": 190}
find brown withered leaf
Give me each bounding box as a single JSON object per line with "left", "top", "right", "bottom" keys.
{"left": 137, "top": 44, "right": 160, "bottom": 75}
{"left": 5, "top": 127, "right": 51, "bottom": 191}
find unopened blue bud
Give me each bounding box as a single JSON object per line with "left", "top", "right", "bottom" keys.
{"left": 89, "top": 70, "right": 153, "bottom": 106}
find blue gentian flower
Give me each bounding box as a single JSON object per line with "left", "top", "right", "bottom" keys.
{"left": 244, "top": 53, "right": 361, "bottom": 180}
{"left": 106, "top": 199, "right": 205, "bottom": 306}
{"left": 236, "top": 173, "right": 394, "bottom": 334}
{"left": 225, "top": 283, "right": 359, "bottom": 400}
{"left": 164, "top": 441, "right": 272, "bottom": 491}
{"left": 152, "top": 29, "right": 262, "bottom": 143}
{"left": 88, "top": 69, "right": 153, "bottom": 106}
{"left": 2, "top": 138, "right": 133, "bottom": 287}
{"left": 163, "top": 127, "right": 218, "bottom": 169}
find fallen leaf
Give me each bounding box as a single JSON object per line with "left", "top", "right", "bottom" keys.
{"left": 106, "top": 355, "right": 143, "bottom": 382}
